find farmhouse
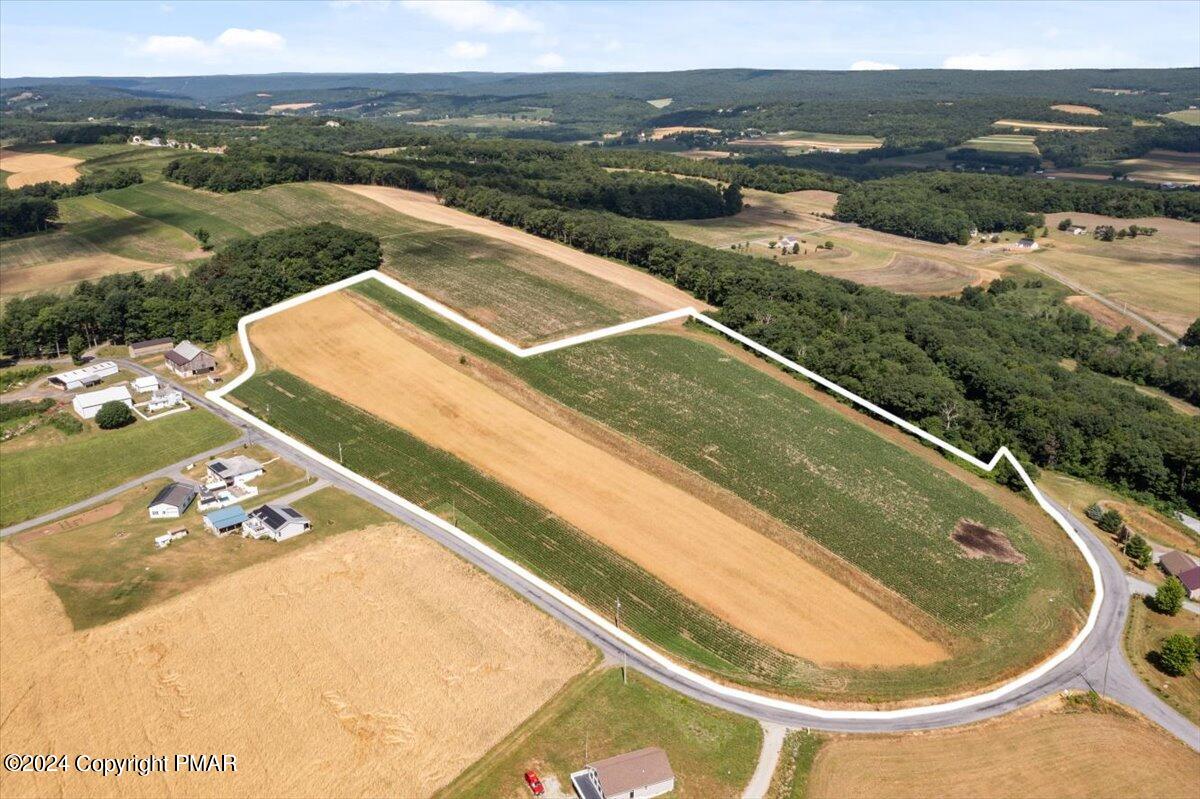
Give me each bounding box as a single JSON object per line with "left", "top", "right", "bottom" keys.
{"left": 165, "top": 340, "right": 217, "bottom": 377}
{"left": 206, "top": 456, "right": 264, "bottom": 488}
{"left": 147, "top": 387, "right": 184, "bottom": 412}
{"left": 1014, "top": 238, "right": 1040, "bottom": 251}
{"left": 72, "top": 385, "right": 133, "bottom": 420}
{"left": 1160, "top": 550, "right": 1200, "bottom": 598}
{"left": 148, "top": 483, "right": 196, "bottom": 519}
{"left": 203, "top": 505, "right": 249, "bottom": 537}
{"left": 49, "top": 361, "right": 117, "bottom": 390}
{"left": 571, "top": 747, "right": 675, "bottom": 799}
{"left": 778, "top": 235, "right": 801, "bottom": 249}
{"left": 128, "top": 337, "right": 173, "bottom": 357}
{"left": 242, "top": 503, "right": 311, "bottom": 541}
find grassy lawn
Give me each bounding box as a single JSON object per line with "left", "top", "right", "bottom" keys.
{"left": 439, "top": 667, "right": 761, "bottom": 799}
{"left": 1123, "top": 599, "right": 1200, "bottom": 726}
{"left": 0, "top": 408, "right": 238, "bottom": 527}
{"left": 8, "top": 482, "right": 389, "bottom": 629}
{"left": 767, "top": 731, "right": 824, "bottom": 799}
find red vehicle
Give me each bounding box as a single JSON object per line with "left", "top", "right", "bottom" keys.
{"left": 524, "top": 770, "right": 544, "bottom": 796}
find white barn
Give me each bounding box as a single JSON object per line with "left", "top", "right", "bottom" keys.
{"left": 72, "top": 385, "right": 133, "bottom": 420}
{"left": 148, "top": 483, "right": 196, "bottom": 519}
{"left": 50, "top": 361, "right": 118, "bottom": 390}
{"left": 133, "top": 375, "right": 160, "bottom": 393}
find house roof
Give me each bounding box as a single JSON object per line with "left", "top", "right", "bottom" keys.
{"left": 52, "top": 361, "right": 117, "bottom": 384}
{"left": 130, "top": 337, "right": 172, "bottom": 349}
{"left": 166, "top": 340, "right": 207, "bottom": 365}
{"left": 589, "top": 747, "right": 673, "bottom": 796}
{"left": 149, "top": 482, "right": 196, "bottom": 510}
{"left": 204, "top": 505, "right": 247, "bottom": 528}
{"left": 1178, "top": 566, "right": 1200, "bottom": 593}
{"left": 251, "top": 503, "right": 309, "bottom": 531}
{"left": 1160, "top": 550, "right": 1197, "bottom": 577}
{"left": 73, "top": 385, "right": 132, "bottom": 409}
{"left": 133, "top": 375, "right": 159, "bottom": 390}
{"left": 208, "top": 455, "right": 262, "bottom": 478}
{"left": 1017, "top": 238, "right": 1037, "bottom": 246}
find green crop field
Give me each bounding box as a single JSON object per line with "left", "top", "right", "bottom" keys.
{"left": 1164, "top": 109, "right": 1200, "bottom": 125}
{"left": 440, "top": 667, "right": 761, "bottom": 799}
{"left": 57, "top": 193, "right": 201, "bottom": 264}
{"left": 959, "top": 134, "right": 1040, "bottom": 154}
{"left": 0, "top": 409, "right": 238, "bottom": 527}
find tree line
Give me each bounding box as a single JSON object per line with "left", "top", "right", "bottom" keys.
{"left": 0, "top": 168, "right": 144, "bottom": 238}
{"left": 440, "top": 183, "right": 1200, "bottom": 511}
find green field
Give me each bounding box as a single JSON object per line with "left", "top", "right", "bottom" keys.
{"left": 437, "top": 667, "right": 761, "bottom": 799}
{"left": 8, "top": 483, "right": 388, "bottom": 628}
{"left": 1164, "top": 109, "right": 1200, "bottom": 125}
{"left": 959, "top": 134, "right": 1040, "bottom": 154}
{"left": 0, "top": 409, "right": 237, "bottom": 527}
{"left": 57, "top": 193, "right": 202, "bottom": 264}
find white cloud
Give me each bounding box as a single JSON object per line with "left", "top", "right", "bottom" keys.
{"left": 400, "top": 1, "right": 541, "bottom": 33}
{"left": 849, "top": 60, "right": 898, "bottom": 70}
{"left": 446, "top": 40, "right": 488, "bottom": 59}
{"left": 942, "top": 48, "right": 1126, "bottom": 70}
{"left": 137, "top": 27, "right": 286, "bottom": 61}
{"left": 215, "top": 28, "right": 285, "bottom": 52}
{"left": 534, "top": 51, "right": 564, "bottom": 69}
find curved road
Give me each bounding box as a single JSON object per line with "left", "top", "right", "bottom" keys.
{"left": 6, "top": 360, "right": 1197, "bottom": 749}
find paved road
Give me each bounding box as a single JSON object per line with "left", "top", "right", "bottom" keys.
{"left": 5, "top": 367, "right": 1198, "bottom": 750}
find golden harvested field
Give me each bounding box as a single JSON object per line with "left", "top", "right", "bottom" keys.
{"left": 248, "top": 291, "right": 947, "bottom": 668}
{"left": 1116, "top": 149, "right": 1200, "bottom": 185}
{"left": 1037, "top": 212, "right": 1200, "bottom": 337}
{"left": 0, "top": 148, "right": 82, "bottom": 187}
{"left": 729, "top": 132, "right": 883, "bottom": 152}
{"left": 343, "top": 185, "right": 707, "bottom": 311}
{"left": 268, "top": 101, "right": 316, "bottom": 111}
{"left": 994, "top": 118, "right": 1105, "bottom": 132}
{"left": 807, "top": 698, "right": 1200, "bottom": 799}
{"left": 819, "top": 254, "right": 987, "bottom": 295}
{"left": 647, "top": 125, "right": 721, "bottom": 140}
{"left": 0, "top": 526, "right": 592, "bottom": 799}
{"left": 1, "top": 252, "right": 173, "bottom": 297}
{"left": 1051, "top": 103, "right": 1103, "bottom": 115}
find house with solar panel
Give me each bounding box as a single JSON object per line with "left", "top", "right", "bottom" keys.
{"left": 242, "top": 503, "right": 312, "bottom": 542}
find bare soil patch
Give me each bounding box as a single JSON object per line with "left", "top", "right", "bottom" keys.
{"left": 952, "top": 519, "right": 1026, "bottom": 564}
{"left": 248, "top": 292, "right": 947, "bottom": 668}
{"left": 341, "top": 185, "right": 707, "bottom": 311}
{"left": 21, "top": 501, "right": 123, "bottom": 542}
{"left": 0, "top": 526, "right": 592, "bottom": 799}
{"left": 0, "top": 149, "right": 82, "bottom": 188}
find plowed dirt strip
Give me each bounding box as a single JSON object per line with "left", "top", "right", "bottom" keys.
{"left": 0, "top": 527, "right": 591, "bottom": 799}
{"left": 341, "top": 185, "right": 710, "bottom": 312}
{"left": 249, "top": 292, "right": 947, "bottom": 668}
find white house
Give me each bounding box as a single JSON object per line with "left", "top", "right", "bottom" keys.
{"left": 778, "top": 235, "right": 801, "bottom": 250}
{"left": 50, "top": 361, "right": 118, "bottom": 390}
{"left": 1066, "top": 225, "right": 1088, "bottom": 235}
{"left": 148, "top": 483, "right": 196, "bottom": 519}
{"left": 571, "top": 748, "right": 675, "bottom": 799}
{"left": 72, "top": 385, "right": 133, "bottom": 420}
{"left": 242, "top": 503, "right": 311, "bottom": 542}
{"left": 133, "top": 375, "right": 160, "bottom": 394}
{"left": 206, "top": 456, "right": 264, "bottom": 489}
{"left": 1013, "top": 238, "right": 1040, "bottom": 251}
{"left": 147, "top": 387, "right": 183, "bottom": 412}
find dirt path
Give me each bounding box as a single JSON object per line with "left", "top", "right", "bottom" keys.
{"left": 249, "top": 292, "right": 947, "bottom": 669}
{"left": 341, "top": 185, "right": 709, "bottom": 312}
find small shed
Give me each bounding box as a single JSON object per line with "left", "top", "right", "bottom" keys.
{"left": 148, "top": 482, "right": 196, "bottom": 519}
{"left": 128, "top": 337, "right": 173, "bottom": 358}
{"left": 203, "top": 505, "right": 248, "bottom": 537}
{"left": 72, "top": 385, "right": 133, "bottom": 419}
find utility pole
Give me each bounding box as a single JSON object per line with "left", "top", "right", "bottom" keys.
{"left": 615, "top": 596, "right": 621, "bottom": 629}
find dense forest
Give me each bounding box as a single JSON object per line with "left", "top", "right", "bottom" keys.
{"left": 0, "top": 168, "right": 145, "bottom": 238}
{"left": 0, "top": 223, "right": 380, "bottom": 349}
{"left": 836, "top": 172, "right": 1200, "bottom": 243}
{"left": 438, "top": 183, "right": 1199, "bottom": 511}
{"left": 1037, "top": 123, "right": 1200, "bottom": 168}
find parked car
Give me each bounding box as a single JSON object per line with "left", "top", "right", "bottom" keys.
{"left": 524, "top": 770, "right": 544, "bottom": 796}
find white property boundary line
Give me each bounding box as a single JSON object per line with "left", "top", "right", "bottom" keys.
{"left": 208, "top": 269, "right": 1103, "bottom": 721}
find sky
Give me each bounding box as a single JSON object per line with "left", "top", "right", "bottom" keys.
{"left": 1, "top": 0, "right": 1198, "bottom": 78}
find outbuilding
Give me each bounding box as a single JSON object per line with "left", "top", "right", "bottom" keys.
{"left": 165, "top": 340, "right": 217, "bottom": 378}
{"left": 133, "top": 375, "right": 160, "bottom": 393}
{"left": 72, "top": 385, "right": 133, "bottom": 419}
{"left": 203, "top": 505, "right": 248, "bottom": 537}
{"left": 243, "top": 503, "right": 311, "bottom": 541}
{"left": 50, "top": 361, "right": 118, "bottom": 390}
{"left": 571, "top": 747, "right": 675, "bottom": 799}
{"left": 148, "top": 482, "right": 196, "bottom": 519}
{"left": 1013, "top": 238, "right": 1040, "bottom": 251}
{"left": 128, "top": 337, "right": 174, "bottom": 358}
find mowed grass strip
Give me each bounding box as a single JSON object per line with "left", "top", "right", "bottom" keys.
{"left": 355, "top": 281, "right": 1080, "bottom": 635}
{"left": 0, "top": 410, "right": 238, "bottom": 527}
{"left": 233, "top": 369, "right": 817, "bottom": 688}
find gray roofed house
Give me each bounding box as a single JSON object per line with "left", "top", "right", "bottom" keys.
{"left": 243, "top": 503, "right": 311, "bottom": 541}
{"left": 148, "top": 482, "right": 197, "bottom": 519}
{"left": 164, "top": 340, "right": 217, "bottom": 377}
{"left": 206, "top": 455, "right": 264, "bottom": 488}
{"left": 572, "top": 747, "right": 675, "bottom": 799}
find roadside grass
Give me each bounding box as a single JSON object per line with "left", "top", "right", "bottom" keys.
{"left": 767, "top": 731, "right": 824, "bottom": 799}
{"left": 438, "top": 666, "right": 761, "bottom": 799}
{"left": 1123, "top": 598, "right": 1200, "bottom": 726}
{"left": 8, "top": 483, "right": 387, "bottom": 629}
{"left": 0, "top": 408, "right": 237, "bottom": 527}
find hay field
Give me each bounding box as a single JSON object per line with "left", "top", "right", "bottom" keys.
{"left": 1051, "top": 103, "right": 1103, "bottom": 115}
{"left": 1163, "top": 109, "right": 1200, "bottom": 125}
{"left": 657, "top": 188, "right": 833, "bottom": 246}
{"left": 1038, "top": 212, "right": 1200, "bottom": 336}
{"left": 1124, "top": 600, "right": 1200, "bottom": 726}
{"left": 730, "top": 131, "right": 883, "bottom": 152}
{"left": 647, "top": 125, "right": 721, "bottom": 140}
{"left": 959, "top": 133, "right": 1039, "bottom": 154}
{"left": 268, "top": 101, "right": 316, "bottom": 111}
{"left": 0, "top": 524, "right": 593, "bottom": 799}
{"left": 994, "top": 118, "right": 1105, "bottom": 132}
{"left": 342, "top": 185, "right": 707, "bottom": 311}
{"left": 1116, "top": 149, "right": 1200, "bottom": 185}
{"left": 807, "top": 698, "right": 1200, "bottom": 799}
{"left": 817, "top": 254, "right": 986, "bottom": 294}
{"left": 0, "top": 148, "right": 82, "bottom": 187}
{"left": 248, "top": 291, "right": 946, "bottom": 668}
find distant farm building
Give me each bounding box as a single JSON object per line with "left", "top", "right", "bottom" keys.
{"left": 128, "top": 337, "right": 173, "bottom": 357}
{"left": 165, "top": 340, "right": 217, "bottom": 377}
{"left": 72, "top": 385, "right": 133, "bottom": 420}
{"left": 1066, "top": 225, "right": 1088, "bottom": 235}
{"left": 50, "top": 361, "right": 117, "bottom": 390}
{"left": 148, "top": 482, "right": 197, "bottom": 519}
{"left": 778, "top": 235, "right": 801, "bottom": 249}
{"left": 203, "top": 505, "right": 249, "bottom": 537}
{"left": 243, "top": 503, "right": 311, "bottom": 541}
{"left": 132, "top": 375, "right": 160, "bottom": 394}
{"left": 1014, "top": 238, "right": 1040, "bottom": 251}
{"left": 571, "top": 747, "right": 675, "bottom": 799}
